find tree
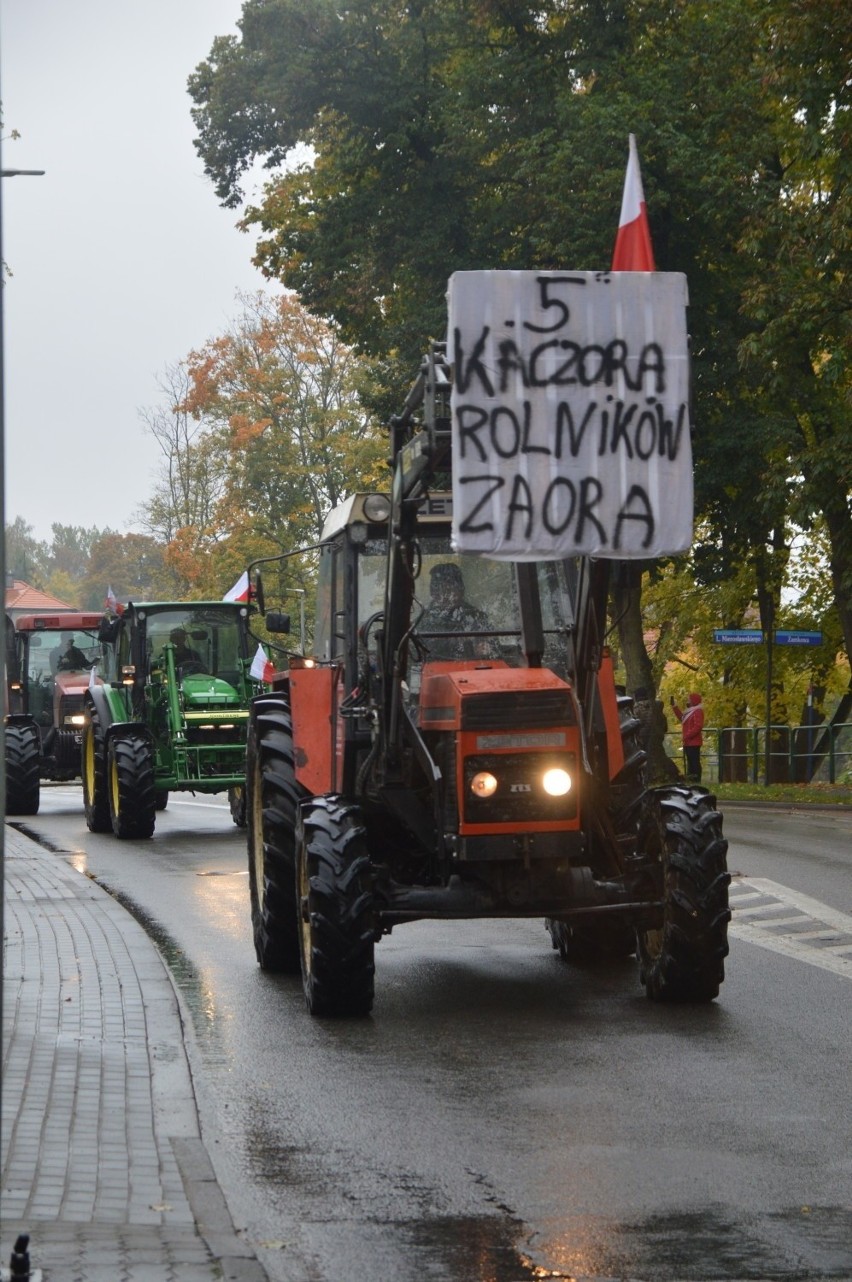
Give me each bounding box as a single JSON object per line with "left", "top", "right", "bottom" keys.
{"left": 737, "top": 0, "right": 852, "bottom": 673}
{"left": 138, "top": 363, "right": 224, "bottom": 546}
{"left": 5, "top": 517, "right": 47, "bottom": 585}
{"left": 78, "top": 533, "right": 167, "bottom": 610}
{"left": 136, "top": 290, "right": 385, "bottom": 597}
{"left": 189, "top": 0, "right": 850, "bottom": 695}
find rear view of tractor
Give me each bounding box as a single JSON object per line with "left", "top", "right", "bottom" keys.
{"left": 245, "top": 271, "right": 730, "bottom": 1016}
{"left": 82, "top": 600, "right": 258, "bottom": 838}
{"left": 5, "top": 612, "right": 104, "bottom": 815}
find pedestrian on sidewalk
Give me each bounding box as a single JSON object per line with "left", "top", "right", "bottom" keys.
{"left": 671, "top": 691, "right": 704, "bottom": 782}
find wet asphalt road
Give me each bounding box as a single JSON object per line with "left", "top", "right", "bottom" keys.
{"left": 17, "top": 790, "right": 852, "bottom": 1281}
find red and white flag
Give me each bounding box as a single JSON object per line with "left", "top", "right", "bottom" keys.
{"left": 105, "top": 584, "right": 119, "bottom": 613}
{"left": 249, "top": 643, "right": 275, "bottom": 684}
{"left": 612, "top": 134, "right": 656, "bottom": 272}
{"left": 223, "top": 570, "right": 250, "bottom": 603}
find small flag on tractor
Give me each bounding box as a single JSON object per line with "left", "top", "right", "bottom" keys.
{"left": 612, "top": 133, "right": 656, "bottom": 272}
{"left": 104, "top": 585, "right": 122, "bottom": 614}
{"left": 223, "top": 570, "right": 250, "bottom": 603}
{"left": 250, "top": 643, "right": 275, "bottom": 684}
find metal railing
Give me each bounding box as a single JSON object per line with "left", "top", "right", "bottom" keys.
{"left": 663, "top": 722, "right": 852, "bottom": 787}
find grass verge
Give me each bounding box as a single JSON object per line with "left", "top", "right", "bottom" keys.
{"left": 711, "top": 780, "right": 852, "bottom": 807}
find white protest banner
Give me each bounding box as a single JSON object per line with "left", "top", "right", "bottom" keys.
{"left": 447, "top": 270, "right": 693, "bottom": 560}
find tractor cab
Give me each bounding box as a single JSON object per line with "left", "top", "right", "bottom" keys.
{"left": 110, "top": 602, "right": 253, "bottom": 705}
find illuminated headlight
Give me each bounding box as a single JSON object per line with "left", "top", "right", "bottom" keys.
{"left": 64, "top": 714, "right": 87, "bottom": 727}
{"left": 542, "top": 767, "right": 572, "bottom": 796}
{"left": 463, "top": 751, "right": 578, "bottom": 824}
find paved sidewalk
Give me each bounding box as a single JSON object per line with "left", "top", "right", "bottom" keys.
{"left": 1, "top": 823, "right": 269, "bottom": 1282}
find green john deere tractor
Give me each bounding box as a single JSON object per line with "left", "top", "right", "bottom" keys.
{"left": 82, "top": 600, "right": 260, "bottom": 838}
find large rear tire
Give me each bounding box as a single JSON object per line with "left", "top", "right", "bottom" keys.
{"left": 297, "top": 797, "right": 375, "bottom": 1017}
{"left": 246, "top": 694, "right": 302, "bottom": 972}
{"left": 5, "top": 721, "right": 41, "bottom": 815}
{"left": 636, "top": 785, "right": 730, "bottom": 1002}
{"left": 82, "top": 699, "right": 111, "bottom": 833}
{"left": 107, "top": 732, "right": 156, "bottom": 839}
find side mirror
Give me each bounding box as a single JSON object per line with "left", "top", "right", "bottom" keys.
{"left": 254, "top": 572, "right": 266, "bottom": 615}
{"left": 265, "top": 611, "right": 291, "bottom": 634}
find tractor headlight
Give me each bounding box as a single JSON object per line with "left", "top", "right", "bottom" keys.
{"left": 470, "top": 771, "right": 498, "bottom": 798}
{"left": 463, "top": 751, "right": 577, "bottom": 823}
{"left": 542, "top": 767, "right": 572, "bottom": 796}
{"left": 64, "top": 714, "right": 87, "bottom": 727}
{"left": 363, "top": 493, "right": 391, "bottom": 522}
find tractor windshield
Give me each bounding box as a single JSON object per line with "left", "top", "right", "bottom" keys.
{"left": 407, "top": 539, "right": 576, "bottom": 673}
{"left": 144, "top": 607, "right": 247, "bottom": 682}
{"left": 25, "top": 627, "right": 100, "bottom": 680}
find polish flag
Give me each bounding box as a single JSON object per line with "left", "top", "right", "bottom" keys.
{"left": 224, "top": 570, "right": 250, "bottom": 603}
{"left": 612, "top": 134, "right": 656, "bottom": 271}
{"left": 250, "top": 643, "right": 275, "bottom": 684}
{"left": 105, "top": 585, "right": 120, "bottom": 613}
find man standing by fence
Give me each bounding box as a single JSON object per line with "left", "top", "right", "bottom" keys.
{"left": 672, "top": 692, "right": 705, "bottom": 782}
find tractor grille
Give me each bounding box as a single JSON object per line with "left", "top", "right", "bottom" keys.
{"left": 60, "top": 694, "right": 86, "bottom": 718}
{"left": 461, "top": 688, "right": 574, "bottom": 731}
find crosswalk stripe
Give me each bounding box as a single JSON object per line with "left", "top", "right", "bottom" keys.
{"left": 729, "top": 876, "right": 852, "bottom": 980}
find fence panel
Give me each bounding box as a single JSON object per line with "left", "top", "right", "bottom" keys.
{"left": 671, "top": 722, "right": 852, "bottom": 786}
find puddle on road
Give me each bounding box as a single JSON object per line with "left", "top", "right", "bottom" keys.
{"left": 528, "top": 1204, "right": 852, "bottom": 1280}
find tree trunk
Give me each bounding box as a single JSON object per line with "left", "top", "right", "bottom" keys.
{"left": 611, "top": 566, "right": 679, "bottom": 783}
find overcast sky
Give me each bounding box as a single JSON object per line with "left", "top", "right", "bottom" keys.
{"left": 1, "top": 0, "right": 269, "bottom": 545}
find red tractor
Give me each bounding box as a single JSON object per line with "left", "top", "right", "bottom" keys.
{"left": 243, "top": 338, "right": 730, "bottom": 1017}
{"left": 5, "top": 612, "right": 104, "bottom": 815}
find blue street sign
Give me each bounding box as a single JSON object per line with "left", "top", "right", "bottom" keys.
{"left": 713, "top": 629, "right": 764, "bottom": 645}
{"left": 774, "top": 630, "right": 822, "bottom": 647}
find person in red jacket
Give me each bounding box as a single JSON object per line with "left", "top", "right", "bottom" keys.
{"left": 671, "top": 691, "right": 705, "bottom": 782}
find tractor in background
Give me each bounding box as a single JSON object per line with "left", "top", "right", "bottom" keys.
{"left": 5, "top": 611, "right": 104, "bottom": 815}
{"left": 82, "top": 600, "right": 260, "bottom": 838}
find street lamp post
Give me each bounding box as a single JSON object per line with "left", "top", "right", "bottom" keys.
{"left": 2, "top": 159, "right": 46, "bottom": 1206}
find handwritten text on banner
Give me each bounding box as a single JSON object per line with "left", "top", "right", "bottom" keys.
{"left": 447, "top": 270, "right": 693, "bottom": 560}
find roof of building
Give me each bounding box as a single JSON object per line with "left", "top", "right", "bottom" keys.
{"left": 5, "top": 579, "right": 77, "bottom": 616}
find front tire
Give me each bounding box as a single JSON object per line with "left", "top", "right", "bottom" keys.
{"left": 228, "top": 784, "right": 247, "bottom": 828}
{"left": 636, "top": 785, "right": 730, "bottom": 1002}
{"left": 246, "top": 694, "right": 302, "bottom": 972}
{"left": 82, "top": 700, "right": 111, "bottom": 833}
{"left": 107, "top": 732, "right": 156, "bottom": 839}
{"left": 5, "top": 721, "right": 41, "bottom": 815}
{"left": 297, "top": 797, "right": 375, "bottom": 1017}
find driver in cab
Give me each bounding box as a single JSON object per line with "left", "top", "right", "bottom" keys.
{"left": 169, "top": 627, "right": 203, "bottom": 671}
{"left": 419, "top": 562, "right": 497, "bottom": 660}
{"left": 52, "top": 634, "right": 90, "bottom": 672}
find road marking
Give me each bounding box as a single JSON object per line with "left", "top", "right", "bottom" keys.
{"left": 729, "top": 877, "right": 852, "bottom": 980}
